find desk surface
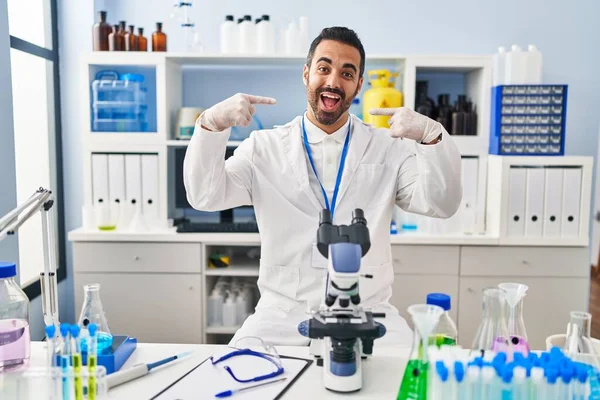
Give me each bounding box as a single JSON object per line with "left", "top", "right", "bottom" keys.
{"left": 28, "top": 342, "right": 410, "bottom": 399}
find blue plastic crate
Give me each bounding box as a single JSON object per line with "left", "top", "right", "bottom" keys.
{"left": 489, "top": 85, "right": 568, "bottom": 156}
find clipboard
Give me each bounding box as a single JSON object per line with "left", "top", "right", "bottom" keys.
{"left": 151, "top": 351, "right": 313, "bottom": 400}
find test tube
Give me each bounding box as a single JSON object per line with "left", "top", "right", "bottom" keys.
{"left": 512, "top": 366, "right": 526, "bottom": 400}
{"left": 45, "top": 325, "right": 57, "bottom": 368}
{"left": 481, "top": 366, "right": 495, "bottom": 399}
{"left": 70, "top": 325, "right": 84, "bottom": 400}
{"left": 88, "top": 323, "right": 98, "bottom": 400}
{"left": 59, "top": 324, "right": 71, "bottom": 400}
{"left": 454, "top": 361, "right": 466, "bottom": 400}
{"left": 465, "top": 365, "right": 481, "bottom": 400}
{"left": 546, "top": 369, "right": 559, "bottom": 399}
{"left": 530, "top": 366, "right": 544, "bottom": 400}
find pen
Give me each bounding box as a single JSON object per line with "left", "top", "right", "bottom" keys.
{"left": 215, "top": 377, "right": 288, "bottom": 398}
{"left": 106, "top": 351, "right": 193, "bottom": 389}
{"left": 70, "top": 325, "right": 84, "bottom": 400}
{"left": 88, "top": 324, "right": 98, "bottom": 400}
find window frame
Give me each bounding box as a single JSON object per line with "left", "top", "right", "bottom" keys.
{"left": 8, "top": 0, "right": 66, "bottom": 299}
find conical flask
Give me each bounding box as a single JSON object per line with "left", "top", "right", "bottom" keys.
{"left": 78, "top": 283, "right": 113, "bottom": 354}
{"left": 397, "top": 304, "right": 444, "bottom": 400}
{"left": 498, "top": 282, "right": 529, "bottom": 355}
{"left": 471, "top": 287, "right": 511, "bottom": 357}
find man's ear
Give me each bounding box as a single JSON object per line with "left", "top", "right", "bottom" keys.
{"left": 356, "top": 76, "right": 364, "bottom": 94}
{"left": 302, "top": 64, "right": 309, "bottom": 86}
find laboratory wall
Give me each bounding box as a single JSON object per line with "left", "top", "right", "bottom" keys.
{"left": 50, "top": 0, "right": 600, "bottom": 331}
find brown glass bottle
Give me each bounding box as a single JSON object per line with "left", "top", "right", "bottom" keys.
{"left": 116, "top": 21, "right": 127, "bottom": 51}
{"left": 137, "top": 28, "right": 148, "bottom": 51}
{"left": 152, "top": 22, "right": 167, "bottom": 52}
{"left": 92, "top": 11, "right": 111, "bottom": 51}
{"left": 124, "top": 25, "right": 138, "bottom": 51}
{"left": 108, "top": 25, "right": 121, "bottom": 51}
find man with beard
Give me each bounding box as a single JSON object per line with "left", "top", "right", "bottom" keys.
{"left": 184, "top": 27, "right": 462, "bottom": 347}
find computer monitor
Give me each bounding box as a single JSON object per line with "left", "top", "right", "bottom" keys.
{"left": 174, "top": 146, "right": 254, "bottom": 223}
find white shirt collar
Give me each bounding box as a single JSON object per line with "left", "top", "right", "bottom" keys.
{"left": 303, "top": 112, "right": 350, "bottom": 144}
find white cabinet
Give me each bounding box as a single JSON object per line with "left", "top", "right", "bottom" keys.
{"left": 391, "top": 245, "right": 459, "bottom": 275}
{"left": 390, "top": 275, "right": 459, "bottom": 330}
{"left": 457, "top": 276, "right": 588, "bottom": 350}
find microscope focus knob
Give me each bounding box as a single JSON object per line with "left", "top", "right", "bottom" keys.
{"left": 339, "top": 298, "right": 350, "bottom": 308}
{"left": 325, "top": 294, "right": 336, "bottom": 307}
{"left": 351, "top": 294, "right": 361, "bottom": 305}
{"left": 298, "top": 320, "right": 309, "bottom": 337}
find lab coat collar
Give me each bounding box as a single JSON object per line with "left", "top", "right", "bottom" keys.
{"left": 302, "top": 112, "right": 350, "bottom": 144}
{"left": 280, "top": 115, "right": 372, "bottom": 217}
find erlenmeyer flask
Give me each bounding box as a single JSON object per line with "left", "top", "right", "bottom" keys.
{"left": 78, "top": 284, "right": 113, "bottom": 354}
{"left": 498, "top": 283, "right": 529, "bottom": 355}
{"left": 471, "top": 287, "right": 511, "bottom": 357}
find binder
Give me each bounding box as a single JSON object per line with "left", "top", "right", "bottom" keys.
{"left": 141, "top": 154, "right": 159, "bottom": 228}
{"left": 91, "top": 154, "right": 109, "bottom": 205}
{"left": 543, "top": 168, "right": 563, "bottom": 237}
{"left": 125, "top": 155, "right": 142, "bottom": 206}
{"left": 124, "top": 155, "right": 143, "bottom": 229}
{"left": 461, "top": 157, "right": 479, "bottom": 233}
{"left": 524, "top": 168, "right": 544, "bottom": 237}
{"left": 561, "top": 167, "right": 582, "bottom": 237}
{"left": 507, "top": 167, "right": 527, "bottom": 236}
{"left": 108, "top": 154, "right": 126, "bottom": 206}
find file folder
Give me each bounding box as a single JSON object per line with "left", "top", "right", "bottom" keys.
{"left": 141, "top": 154, "right": 159, "bottom": 228}
{"left": 524, "top": 168, "right": 544, "bottom": 237}
{"left": 543, "top": 168, "right": 563, "bottom": 237}
{"left": 561, "top": 168, "right": 582, "bottom": 237}
{"left": 507, "top": 167, "right": 527, "bottom": 236}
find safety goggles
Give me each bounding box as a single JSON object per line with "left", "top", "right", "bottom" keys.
{"left": 209, "top": 336, "right": 284, "bottom": 383}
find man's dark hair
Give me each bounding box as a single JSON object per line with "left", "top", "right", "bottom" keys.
{"left": 306, "top": 27, "right": 366, "bottom": 77}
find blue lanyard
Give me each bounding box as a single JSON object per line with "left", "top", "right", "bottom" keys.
{"left": 301, "top": 115, "right": 351, "bottom": 219}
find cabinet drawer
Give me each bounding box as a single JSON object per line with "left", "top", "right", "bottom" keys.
{"left": 73, "top": 242, "right": 202, "bottom": 273}
{"left": 392, "top": 245, "right": 459, "bottom": 275}
{"left": 74, "top": 272, "right": 203, "bottom": 344}
{"left": 457, "top": 276, "right": 588, "bottom": 350}
{"left": 460, "top": 246, "right": 588, "bottom": 277}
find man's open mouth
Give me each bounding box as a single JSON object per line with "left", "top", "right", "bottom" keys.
{"left": 320, "top": 92, "right": 342, "bottom": 112}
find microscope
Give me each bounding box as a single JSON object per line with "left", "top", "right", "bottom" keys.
{"left": 298, "top": 209, "right": 386, "bottom": 393}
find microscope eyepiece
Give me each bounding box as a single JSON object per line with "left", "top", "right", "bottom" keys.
{"left": 319, "top": 209, "right": 332, "bottom": 225}
{"left": 351, "top": 209, "right": 366, "bottom": 225}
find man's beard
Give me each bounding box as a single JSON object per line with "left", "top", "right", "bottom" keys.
{"left": 307, "top": 80, "right": 358, "bottom": 126}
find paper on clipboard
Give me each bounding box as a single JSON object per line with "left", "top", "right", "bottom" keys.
{"left": 151, "top": 348, "right": 311, "bottom": 400}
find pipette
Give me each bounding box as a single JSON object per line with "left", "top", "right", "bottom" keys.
{"left": 106, "top": 351, "right": 193, "bottom": 389}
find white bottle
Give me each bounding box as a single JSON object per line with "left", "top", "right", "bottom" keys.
{"left": 256, "top": 14, "right": 275, "bottom": 55}
{"left": 238, "top": 15, "right": 254, "bottom": 55}
{"left": 298, "top": 16, "right": 309, "bottom": 51}
{"left": 505, "top": 45, "right": 528, "bottom": 85}
{"left": 223, "top": 295, "right": 237, "bottom": 326}
{"left": 526, "top": 45, "right": 543, "bottom": 84}
{"left": 220, "top": 15, "right": 237, "bottom": 54}
{"left": 285, "top": 21, "right": 300, "bottom": 55}
{"left": 492, "top": 46, "right": 507, "bottom": 86}
{"left": 208, "top": 290, "right": 223, "bottom": 326}
{"left": 236, "top": 294, "right": 247, "bottom": 325}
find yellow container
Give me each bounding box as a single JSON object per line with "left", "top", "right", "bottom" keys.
{"left": 362, "top": 69, "right": 403, "bottom": 128}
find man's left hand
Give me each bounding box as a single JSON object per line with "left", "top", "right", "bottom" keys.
{"left": 369, "top": 107, "right": 442, "bottom": 144}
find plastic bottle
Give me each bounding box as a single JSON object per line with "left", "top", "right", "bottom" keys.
{"left": 505, "top": 45, "right": 527, "bottom": 85}
{"left": 152, "top": 22, "right": 167, "bottom": 52}
{"left": 426, "top": 293, "right": 458, "bottom": 346}
{"left": 92, "top": 11, "right": 111, "bottom": 51}
{"left": 222, "top": 295, "right": 237, "bottom": 326}
{"left": 237, "top": 15, "right": 254, "bottom": 55}
{"left": 256, "top": 15, "right": 275, "bottom": 55}
{"left": 0, "top": 262, "right": 31, "bottom": 371}
{"left": 208, "top": 289, "right": 224, "bottom": 326}
{"left": 285, "top": 21, "right": 299, "bottom": 55}
{"left": 492, "top": 46, "right": 507, "bottom": 86}
{"left": 236, "top": 294, "right": 247, "bottom": 325}
{"left": 220, "top": 15, "right": 237, "bottom": 54}
{"left": 526, "top": 45, "right": 543, "bottom": 84}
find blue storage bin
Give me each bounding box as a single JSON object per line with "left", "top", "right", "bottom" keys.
{"left": 489, "top": 85, "right": 567, "bottom": 156}
{"left": 91, "top": 71, "right": 149, "bottom": 132}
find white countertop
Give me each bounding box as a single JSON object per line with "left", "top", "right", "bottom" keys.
{"left": 24, "top": 341, "right": 411, "bottom": 399}
{"left": 67, "top": 227, "right": 589, "bottom": 247}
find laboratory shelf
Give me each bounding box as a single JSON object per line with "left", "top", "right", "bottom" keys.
{"left": 206, "top": 326, "right": 240, "bottom": 334}
{"left": 166, "top": 139, "right": 243, "bottom": 147}
{"left": 204, "top": 266, "right": 259, "bottom": 277}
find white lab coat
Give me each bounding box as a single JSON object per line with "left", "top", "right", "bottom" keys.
{"left": 184, "top": 115, "right": 462, "bottom": 348}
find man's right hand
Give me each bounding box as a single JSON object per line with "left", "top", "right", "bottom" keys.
{"left": 200, "top": 93, "right": 276, "bottom": 132}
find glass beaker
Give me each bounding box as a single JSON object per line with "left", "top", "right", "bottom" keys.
{"left": 397, "top": 304, "right": 444, "bottom": 400}
{"left": 471, "top": 287, "right": 511, "bottom": 357}
{"left": 564, "top": 311, "right": 595, "bottom": 354}
{"left": 78, "top": 284, "right": 113, "bottom": 354}
{"left": 498, "top": 283, "right": 529, "bottom": 355}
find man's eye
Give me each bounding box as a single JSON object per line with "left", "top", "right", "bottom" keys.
{"left": 318, "top": 66, "right": 328, "bottom": 72}
{"left": 343, "top": 72, "right": 353, "bottom": 79}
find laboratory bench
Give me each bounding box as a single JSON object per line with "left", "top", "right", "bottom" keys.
{"left": 26, "top": 341, "right": 411, "bottom": 399}
{"left": 68, "top": 229, "right": 590, "bottom": 350}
